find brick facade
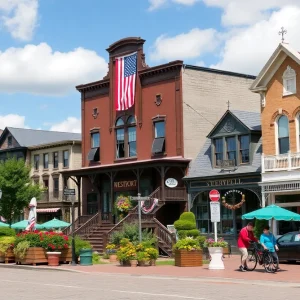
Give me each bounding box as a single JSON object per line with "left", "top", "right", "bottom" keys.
{"left": 182, "top": 67, "right": 260, "bottom": 159}
{"left": 261, "top": 56, "right": 300, "bottom": 155}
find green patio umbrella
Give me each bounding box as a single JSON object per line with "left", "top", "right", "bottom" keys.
{"left": 0, "top": 221, "right": 9, "bottom": 227}
{"left": 242, "top": 204, "right": 300, "bottom": 221}
{"left": 11, "top": 220, "right": 43, "bottom": 230}
{"left": 40, "top": 218, "right": 70, "bottom": 229}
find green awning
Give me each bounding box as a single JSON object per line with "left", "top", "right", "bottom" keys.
{"left": 242, "top": 204, "right": 300, "bottom": 221}
{"left": 40, "top": 218, "right": 70, "bottom": 229}
{"left": 0, "top": 221, "right": 9, "bottom": 227}
{"left": 11, "top": 220, "right": 43, "bottom": 230}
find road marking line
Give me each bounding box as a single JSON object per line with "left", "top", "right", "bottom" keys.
{"left": 1, "top": 279, "right": 206, "bottom": 299}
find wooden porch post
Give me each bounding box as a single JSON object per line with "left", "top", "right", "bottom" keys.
{"left": 161, "top": 166, "right": 165, "bottom": 201}
{"left": 76, "top": 176, "right": 82, "bottom": 217}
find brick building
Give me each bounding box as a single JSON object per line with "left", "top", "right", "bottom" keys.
{"left": 250, "top": 43, "right": 300, "bottom": 235}
{"left": 62, "top": 37, "right": 259, "bottom": 253}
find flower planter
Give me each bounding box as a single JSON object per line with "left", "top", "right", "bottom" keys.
{"left": 130, "top": 259, "right": 138, "bottom": 267}
{"left": 149, "top": 259, "right": 156, "bottom": 266}
{"left": 4, "top": 248, "right": 15, "bottom": 264}
{"left": 0, "top": 252, "right": 5, "bottom": 263}
{"left": 47, "top": 252, "right": 61, "bottom": 266}
{"left": 60, "top": 248, "right": 72, "bottom": 264}
{"left": 208, "top": 247, "right": 224, "bottom": 270}
{"left": 16, "top": 247, "right": 48, "bottom": 266}
{"left": 138, "top": 260, "right": 147, "bottom": 266}
{"left": 109, "top": 254, "right": 117, "bottom": 263}
{"left": 120, "top": 260, "right": 131, "bottom": 266}
{"left": 174, "top": 250, "right": 203, "bottom": 267}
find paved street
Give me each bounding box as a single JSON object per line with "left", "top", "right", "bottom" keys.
{"left": 1, "top": 268, "right": 299, "bottom": 300}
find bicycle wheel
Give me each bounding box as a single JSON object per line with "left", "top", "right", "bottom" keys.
{"left": 245, "top": 249, "right": 257, "bottom": 271}
{"left": 263, "top": 252, "right": 277, "bottom": 273}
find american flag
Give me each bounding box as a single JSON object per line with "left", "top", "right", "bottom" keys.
{"left": 114, "top": 52, "right": 137, "bottom": 111}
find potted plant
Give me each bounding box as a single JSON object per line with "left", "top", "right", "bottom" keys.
{"left": 173, "top": 237, "right": 202, "bottom": 267}
{"left": 146, "top": 247, "right": 159, "bottom": 266}
{"left": 43, "top": 232, "right": 69, "bottom": 266}
{"left": 116, "top": 238, "right": 136, "bottom": 267}
{"left": 14, "top": 231, "right": 48, "bottom": 265}
{"left": 136, "top": 251, "right": 149, "bottom": 266}
{"left": 0, "top": 236, "right": 15, "bottom": 263}
{"left": 106, "top": 243, "right": 117, "bottom": 263}
{"left": 115, "top": 195, "right": 132, "bottom": 220}
{"left": 203, "top": 238, "right": 228, "bottom": 270}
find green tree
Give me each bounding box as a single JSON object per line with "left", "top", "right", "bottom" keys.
{"left": 254, "top": 219, "right": 269, "bottom": 239}
{"left": 0, "top": 158, "right": 43, "bottom": 225}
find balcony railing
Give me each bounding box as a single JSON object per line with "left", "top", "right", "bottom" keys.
{"left": 262, "top": 152, "right": 300, "bottom": 173}
{"left": 40, "top": 191, "right": 73, "bottom": 202}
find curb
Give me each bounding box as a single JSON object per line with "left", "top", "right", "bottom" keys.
{"left": 0, "top": 264, "right": 85, "bottom": 273}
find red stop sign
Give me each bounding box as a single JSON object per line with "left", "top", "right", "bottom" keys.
{"left": 209, "top": 189, "right": 220, "bottom": 202}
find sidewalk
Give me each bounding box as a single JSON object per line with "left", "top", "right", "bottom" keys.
{"left": 58, "top": 255, "right": 300, "bottom": 283}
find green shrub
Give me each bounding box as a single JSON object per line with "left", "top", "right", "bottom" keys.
{"left": 110, "top": 222, "right": 157, "bottom": 246}
{"left": 180, "top": 212, "right": 196, "bottom": 223}
{"left": 174, "top": 220, "right": 196, "bottom": 230}
{"left": 0, "top": 236, "right": 15, "bottom": 253}
{"left": 0, "top": 227, "right": 16, "bottom": 237}
{"left": 177, "top": 229, "right": 200, "bottom": 239}
{"left": 254, "top": 219, "right": 269, "bottom": 239}
{"left": 196, "top": 236, "right": 206, "bottom": 248}
{"left": 13, "top": 240, "right": 30, "bottom": 259}
{"left": 173, "top": 237, "right": 201, "bottom": 251}
{"left": 73, "top": 236, "right": 92, "bottom": 257}
{"left": 92, "top": 252, "right": 101, "bottom": 264}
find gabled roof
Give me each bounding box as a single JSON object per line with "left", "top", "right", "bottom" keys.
{"left": 207, "top": 110, "right": 261, "bottom": 138}
{"left": 184, "top": 137, "right": 262, "bottom": 179}
{"left": 0, "top": 127, "right": 81, "bottom": 148}
{"left": 250, "top": 43, "right": 300, "bottom": 92}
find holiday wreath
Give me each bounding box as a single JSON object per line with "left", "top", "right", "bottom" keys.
{"left": 222, "top": 194, "right": 246, "bottom": 210}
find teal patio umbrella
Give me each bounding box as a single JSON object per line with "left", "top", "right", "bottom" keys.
{"left": 0, "top": 221, "right": 9, "bottom": 227}
{"left": 11, "top": 220, "right": 43, "bottom": 230}
{"left": 242, "top": 204, "right": 300, "bottom": 221}
{"left": 40, "top": 218, "right": 70, "bottom": 229}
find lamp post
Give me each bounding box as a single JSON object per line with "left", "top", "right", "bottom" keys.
{"left": 71, "top": 195, "right": 76, "bottom": 266}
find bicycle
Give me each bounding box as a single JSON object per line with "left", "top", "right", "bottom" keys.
{"left": 245, "top": 241, "right": 278, "bottom": 273}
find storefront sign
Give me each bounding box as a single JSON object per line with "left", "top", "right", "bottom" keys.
{"left": 223, "top": 189, "right": 243, "bottom": 197}
{"left": 165, "top": 178, "right": 178, "bottom": 188}
{"left": 207, "top": 178, "right": 241, "bottom": 187}
{"left": 114, "top": 180, "right": 137, "bottom": 190}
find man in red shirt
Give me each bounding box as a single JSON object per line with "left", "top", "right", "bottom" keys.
{"left": 237, "top": 222, "right": 257, "bottom": 272}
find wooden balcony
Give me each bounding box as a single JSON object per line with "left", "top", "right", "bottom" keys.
{"left": 262, "top": 152, "right": 300, "bottom": 173}
{"left": 164, "top": 187, "right": 187, "bottom": 201}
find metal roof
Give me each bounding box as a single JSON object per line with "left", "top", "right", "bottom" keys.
{"left": 6, "top": 127, "right": 81, "bottom": 147}
{"left": 230, "top": 110, "right": 261, "bottom": 131}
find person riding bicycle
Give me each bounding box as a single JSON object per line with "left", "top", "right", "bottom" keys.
{"left": 260, "top": 225, "right": 280, "bottom": 271}
{"left": 237, "top": 222, "right": 258, "bottom": 272}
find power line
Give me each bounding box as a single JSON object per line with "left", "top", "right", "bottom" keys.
{"left": 183, "top": 101, "right": 215, "bottom": 126}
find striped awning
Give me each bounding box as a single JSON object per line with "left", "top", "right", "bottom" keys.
{"left": 36, "top": 208, "right": 60, "bottom": 213}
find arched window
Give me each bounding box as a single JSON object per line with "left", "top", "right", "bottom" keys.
{"left": 278, "top": 115, "right": 290, "bottom": 154}
{"left": 115, "top": 116, "right": 136, "bottom": 158}
{"left": 283, "top": 66, "right": 296, "bottom": 96}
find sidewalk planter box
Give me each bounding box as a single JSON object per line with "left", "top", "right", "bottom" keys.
{"left": 60, "top": 248, "right": 72, "bottom": 263}
{"left": 0, "top": 249, "right": 15, "bottom": 264}
{"left": 175, "top": 250, "right": 203, "bottom": 267}
{"left": 16, "top": 247, "right": 48, "bottom": 266}
{"left": 208, "top": 247, "right": 225, "bottom": 270}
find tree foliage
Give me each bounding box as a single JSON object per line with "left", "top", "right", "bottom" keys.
{"left": 0, "top": 158, "right": 43, "bottom": 224}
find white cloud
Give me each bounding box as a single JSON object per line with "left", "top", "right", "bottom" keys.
{"left": 202, "top": 0, "right": 300, "bottom": 26}
{"left": 0, "top": 43, "right": 107, "bottom": 96}
{"left": 150, "top": 28, "right": 219, "bottom": 61}
{"left": 50, "top": 117, "right": 81, "bottom": 133}
{"left": 0, "top": 114, "right": 26, "bottom": 129}
{"left": 0, "top": 0, "right": 38, "bottom": 41}
{"left": 212, "top": 6, "right": 300, "bottom": 74}
{"left": 148, "top": 0, "right": 198, "bottom": 11}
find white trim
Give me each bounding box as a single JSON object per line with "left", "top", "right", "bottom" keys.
{"left": 296, "top": 113, "right": 300, "bottom": 152}
{"left": 274, "top": 115, "right": 279, "bottom": 155}
{"left": 282, "top": 66, "right": 297, "bottom": 96}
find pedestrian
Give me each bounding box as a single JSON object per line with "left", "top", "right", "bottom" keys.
{"left": 260, "top": 225, "right": 280, "bottom": 271}
{"left": 237, "top": 222, "right": 257, "bottom": 272}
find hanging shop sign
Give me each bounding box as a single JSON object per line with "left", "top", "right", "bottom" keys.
{"left": 165, "top": 178, "right": 178, "bottom": 188}
{"left": 221, "top": 189, "right": 246, "bottom": 210}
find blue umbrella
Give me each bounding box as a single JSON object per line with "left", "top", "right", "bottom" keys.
{"left": 242, "top": 204, "right": 300, "bottom": 221}
{"left": 40, "top": 218, "right": 70, "bottom": 229}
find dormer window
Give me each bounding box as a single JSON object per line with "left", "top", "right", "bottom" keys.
{"left": 283, "top": 66, "right": 296, "bottom": 96}
{"left": 214, "top": 138, "right": 223, "bottom": 166}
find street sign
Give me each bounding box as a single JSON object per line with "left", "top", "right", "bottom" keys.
{"left": 131, "top": 196, "right": 150, "bottom": 201}
{"left": 64, "top": 189, "right": 75, "bottom": 196}
{"left": 210, "top": 201, "right": 220, "bottom": 223}
{"left": 209, "top": 189, "right": 220, "bottom": 202}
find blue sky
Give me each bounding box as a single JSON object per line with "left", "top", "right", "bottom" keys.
{"left": 0, "top": 0, "right": 300, "bottom": 132}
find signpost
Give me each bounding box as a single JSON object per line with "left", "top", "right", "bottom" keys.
{"left": 209, "top": 190, "right": 221, "bottom": 242}
{"left": 63, "top": 189, "right": 76, "bottom": 196}
{"left": 131, "top": 193, "right": 150, "bottom": 242}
